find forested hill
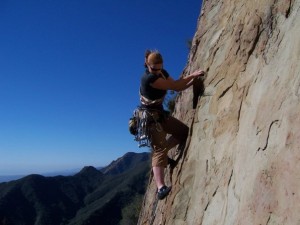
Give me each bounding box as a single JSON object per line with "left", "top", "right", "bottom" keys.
{"left": 0, "top": 152, "right": 150, "bottom": 225}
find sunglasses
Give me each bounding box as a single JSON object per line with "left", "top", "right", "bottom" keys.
{"left": 149, "top": 65, "right": 163, "bottom": 71}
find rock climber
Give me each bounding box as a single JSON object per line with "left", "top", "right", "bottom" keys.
{"left": 139, "top": 49, "right": 205, "bottom": 200}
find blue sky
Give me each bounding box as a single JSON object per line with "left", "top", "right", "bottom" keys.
{"left": 0, "top": 0, "right": 202, "bottom": 175}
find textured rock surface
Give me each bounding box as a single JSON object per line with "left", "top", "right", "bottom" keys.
{"left": 138, "top": 0, "right": 300, "bottom": 224}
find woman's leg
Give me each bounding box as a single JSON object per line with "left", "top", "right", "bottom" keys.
{"left": 149, "top": 124, "right": 169, "bottom": 189}
{"left": 152, "top": 166, "right": 165, "bottom": 189}
{"left": 150, "top": 117, "right": 189, "bottom": 198}
{"left": 162, "top": 116, "right": 189, "bottom": 149}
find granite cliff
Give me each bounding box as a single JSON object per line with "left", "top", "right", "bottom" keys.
{"left": 138, "top": 0, "right": 300, "bottom": 224}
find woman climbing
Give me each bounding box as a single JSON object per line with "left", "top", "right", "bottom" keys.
{"left": 139, "top": 49, "right": 205, "bottom": 200}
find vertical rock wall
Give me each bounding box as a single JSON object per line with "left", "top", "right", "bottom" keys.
{"left": 138, "top": 0, "right": 300, "bottom": 224}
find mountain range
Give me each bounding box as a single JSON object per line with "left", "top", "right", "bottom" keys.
{"left": 0, "top": 152, "right": 150, "bottom": 225}
{"left": 0, "top": 169, "right": 83, "bottom": 183}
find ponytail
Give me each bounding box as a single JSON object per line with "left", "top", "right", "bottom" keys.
{"left": 144, "top": 49, "right": 151, "bottom": 68}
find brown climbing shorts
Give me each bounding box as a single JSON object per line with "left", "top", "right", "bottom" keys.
{"left": 150, "top": 115, "right": 188, "bottom": 168}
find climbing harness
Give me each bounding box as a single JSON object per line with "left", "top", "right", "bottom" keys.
{"left": 129, "top": 79, "right": 167, "bottom": 147}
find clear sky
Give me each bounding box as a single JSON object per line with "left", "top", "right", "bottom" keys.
{"left": 0, "top": 0, "right": 202, "bottom": 175}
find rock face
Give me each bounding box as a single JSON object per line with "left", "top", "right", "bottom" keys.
{"left": 138, "top": 0, "right": 300, "bottom": 224}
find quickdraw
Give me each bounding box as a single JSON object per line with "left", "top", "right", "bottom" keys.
{"left": 132, "top": 107, "right": 163, "bottom": 148}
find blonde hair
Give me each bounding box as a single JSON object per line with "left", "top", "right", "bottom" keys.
{"left": 144, "top": 50, "right": 163, "bottom": 67}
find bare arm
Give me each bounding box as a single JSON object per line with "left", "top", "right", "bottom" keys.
{"left": 151, "top": 69, "right": 205, "bottom": 91}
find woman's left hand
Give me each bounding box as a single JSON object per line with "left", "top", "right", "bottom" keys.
{"left": 190, "top": 69, "right": 205, "bottom": 78}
